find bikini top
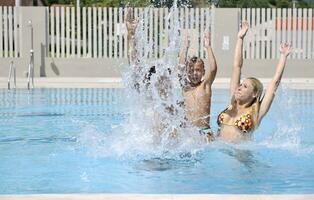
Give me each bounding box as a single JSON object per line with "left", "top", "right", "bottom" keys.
{"left": 217, "top": 105, "right": 255, "bottom": 133}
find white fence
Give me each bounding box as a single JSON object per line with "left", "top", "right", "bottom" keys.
{"left": 0, "top": 7, "right": 313, "bottom": 78}
{"left": 240, "top": 8, "right": 314, "bottom": 59}
{"left": 0, "top": 6, "right": 20, "bottom": 58}
{"left": 48, "top": 7, "right": 212, "bottom": 59}
{"left": 0, "top": 6, "right": 314, "bottom": 63}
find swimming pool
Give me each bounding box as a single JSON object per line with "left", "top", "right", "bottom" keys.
{"left": 0, "top": 88, "right": 313, "bottom": 194}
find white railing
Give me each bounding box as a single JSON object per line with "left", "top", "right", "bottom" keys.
{"left": 48, "top": 7, "right": 212, "bottom": 59}
{"left": 7, "top": 61, "right": 16, "bottom": 90}
{"left": 240, "top": 8, "right": 314, "bottom": 59}
{"left": 0, "top": 6, "right": 21, "bottom": 58}
{"left": 1, "top": 6, "right": 313, "bottom": 61}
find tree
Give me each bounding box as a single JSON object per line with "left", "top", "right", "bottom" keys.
{"left": 297, "top": 0, "right": 310, "bottom": 8}
{"left": 191, "top": 0, "right": 211, "bottom": 7}
{"left": 47, "top": 0, "right": 149, "bottom": 6}
{"left": 150, "top": 0, "right": 193, "bottom": 7}
{"left": 50, "top": 0, "right": 74, "bottom": 5}
{"left": 216, "top": 0, "right": 238, "bottom": 7}
{"left": 238, "top": 0, "right": 270, "bottom": 7}
{"left": 276, "top": 0, "right": 292, "bottom": 7}
{"left": 217, "top": 0, "right": 270, "bottom": 7}
{"left": 46, "top": 0, "right": 314, "bottom": 7}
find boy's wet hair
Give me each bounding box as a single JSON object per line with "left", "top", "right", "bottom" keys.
{"left": 187, "top": 56, "right": 204, "bottom": 69}
{"left": 145, "top": 66, "right": 156, "bottom": 81}
{"left": 144, "top": 66, "right": 171, "bottom": 82}
{"left": 132, "top": 66, "right": 172, "bottom": 92}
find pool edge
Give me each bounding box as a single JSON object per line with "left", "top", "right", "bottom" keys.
{"left": 0, "top": 194, "right": 314, "bottom": 200}
{"left": 1, "top": 77, "right": 314, "bottom": 89}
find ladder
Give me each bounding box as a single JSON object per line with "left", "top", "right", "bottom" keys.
{"left": 7, "top": 61, "right": 16, "bottom": 90}
{"left": 27, "top": 20, "right": 34, "bottom": 90}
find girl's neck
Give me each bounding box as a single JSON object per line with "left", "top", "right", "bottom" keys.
{"left": 235, "top": 100, "right": 252, "bottom": 111}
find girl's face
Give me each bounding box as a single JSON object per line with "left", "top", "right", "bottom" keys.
{"left": 234, "top": 79, "right": 256, "bottom": 103}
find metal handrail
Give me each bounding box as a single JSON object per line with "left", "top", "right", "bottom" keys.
{"left": 8, "top": 61, "right": 16, "bottom": 90}
{"left": 27, "top": 50, "right": 34, "bottom": 90}
{"left": 27, "top": 20, "right": 34, "bottom": 90}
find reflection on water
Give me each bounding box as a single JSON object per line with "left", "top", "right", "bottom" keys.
{"left": 137, "top": 159, "right": 173, "bottom": 171}
{"left": 0, "top": 136, "right": 77, "bottom": 144}
{"left": 220, "top": 147, "right": 270, "bottom": 172}
{"left": 134, "top": 153, "right": 201, "bottom": 172}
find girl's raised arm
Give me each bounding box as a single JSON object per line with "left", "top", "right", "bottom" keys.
{"left": 230, "top": 22, "right": 249, "bottom": 99}
{"left": 258, "top": 43, "right": 292, "bottom": 122}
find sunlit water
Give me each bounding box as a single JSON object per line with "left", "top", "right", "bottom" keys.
{"left": 0, "top": 88, "right": 313, "bottom": 194}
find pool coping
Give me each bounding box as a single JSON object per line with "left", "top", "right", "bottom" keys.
{"left": 1, "top": 77, "right": 314, "bottom": 89}
{"left": 1, "top": 194, "right": 314, "bottom": 200}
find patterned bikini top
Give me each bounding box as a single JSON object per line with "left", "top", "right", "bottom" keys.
{"left": 217, "top": 105, "right": 255, "bottom": 133}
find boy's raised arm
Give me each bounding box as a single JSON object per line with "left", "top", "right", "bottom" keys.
{"left": 203, "top": 31, "right": 217, "bottom": 85}
{"left": 126, "top": 8, "right": 139, "bottom": 66}
{"left": 178, "top": 30, "right": 190, "bottom": 66}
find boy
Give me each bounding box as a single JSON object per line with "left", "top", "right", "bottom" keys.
{"left": 179, "top": 31, "right": 217, "bottom": 140}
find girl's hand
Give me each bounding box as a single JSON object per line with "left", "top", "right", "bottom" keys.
{"left": 238, "top": 21, "right": 249, "bottom": 39}
{"left": 203, "top": 31, "right": 211, "bottom": 49}
{"left": 279, "top": 42, "right": 292, "bottom": 57}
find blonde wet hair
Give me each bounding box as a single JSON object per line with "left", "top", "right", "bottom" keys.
{"left": 247, "top": 77, "right": 264, "bottom": 128}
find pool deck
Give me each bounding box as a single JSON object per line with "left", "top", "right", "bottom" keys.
{"left": 1, "top": 77, "right": 314, "bottom": 89}
{"left": 1, "top": 194, "right": 314, "bottom": 200}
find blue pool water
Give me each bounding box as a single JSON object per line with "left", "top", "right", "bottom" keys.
{"left": 0, "top": 88, "right": 313, "bottom": 194}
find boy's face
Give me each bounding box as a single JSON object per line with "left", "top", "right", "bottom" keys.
{"left": 187, "top": 62, "right": 205, "bottom": 86}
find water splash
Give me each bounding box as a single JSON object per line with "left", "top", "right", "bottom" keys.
{"left": 79, "top": 1, "right": 208, "bottom": 161}
{"left": 257, "top": 85, "right": 305, "bottom": 153}
{"left": 78, "top": 3, "right": 313, "bottom": 161}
